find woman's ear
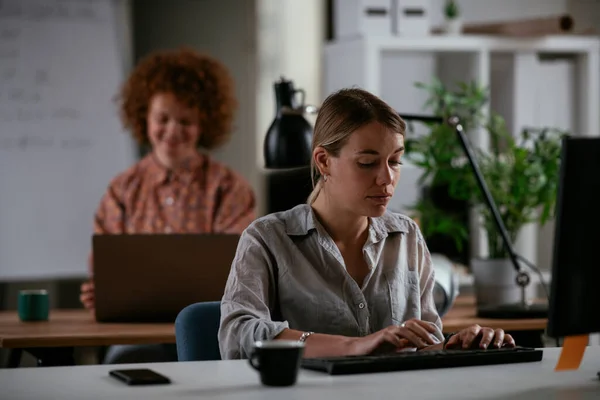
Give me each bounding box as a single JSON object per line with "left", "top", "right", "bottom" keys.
{"left": 313, "top": 146, "right": 329, "bottom": 176}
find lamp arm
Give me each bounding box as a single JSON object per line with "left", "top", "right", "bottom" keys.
{"left": 398, "top": 113, "right": 529, "bottom": 290}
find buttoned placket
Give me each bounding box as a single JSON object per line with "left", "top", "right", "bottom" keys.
{"left": 161, "top": 177, "right": 178, "bottom": 234}
{"left": 359, "top": 223, "right": 389, "bottom": 334}
{"left": 317, "top": 233, "right": 372, "bottom": 337}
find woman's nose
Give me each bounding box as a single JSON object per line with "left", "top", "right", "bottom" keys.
{"left": 165, "top": 120, "right": 182, "bottom": 137}
{"left": 376, "top": 165, "right": 394, "bottom": 186}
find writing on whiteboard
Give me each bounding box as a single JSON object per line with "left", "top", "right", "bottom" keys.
{"left": 0, "top": 136, "right": 91, "bottom": 150}
{"left": 0, "top": 0, "right": 103, "bottom": 23}
{"left": 0, "top": 0, "right": 135, "bottom": 280}
{"left": 0, "top": 0, "right": 104, "bottom": 151}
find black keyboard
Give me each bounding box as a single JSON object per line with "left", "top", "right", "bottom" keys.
{"left": 301, "top": 346, "right": 543, "bottom": 375}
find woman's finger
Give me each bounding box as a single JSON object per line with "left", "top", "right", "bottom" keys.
{"left": 445, "top": 333, "right": 461, "bottom": 349}
{"left": 395, "top": 326, "right": 429, "bottom": 349}
{"left": 461, "top": 325, "right": 482, "bottom": 349}
{"left": 407, "top": 319, "right": 439, "bottom": 334}
{"left": 80, "top": 292, "right": 94, "bottom": 308}
{"left": 477, "top": 328, "right": 495, "bottom": 349}
{"left": 383, "top": 331, "right": 406, "bottom": 348}
{"left": 503, "top": 334, "right": 516, "bottom": 348}
{"left": 81, "top": 281, "right": 94, "bottom": 293}
{"left": 492, "top": 329, "right": 505, "bottom": 348}
{"left": 403, "top": 321, "right": 436, "bottom": 345}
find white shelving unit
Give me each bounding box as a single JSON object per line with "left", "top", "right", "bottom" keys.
{"left": 323, "top": 34, "right": 600, "bottom": 262}
{"left": 324, "top": 35, "right": 599, "bottom": 138}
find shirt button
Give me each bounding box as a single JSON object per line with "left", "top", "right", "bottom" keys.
{"left": 165, "top": 197, "right": 174, "bottom": 206}
{"left": 358, "top": 302, "right": 365, "bottom": 309}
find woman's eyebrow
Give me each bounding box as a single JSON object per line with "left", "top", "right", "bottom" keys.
{"left": 355, "top": 146, "right": 405, "bottom": 155}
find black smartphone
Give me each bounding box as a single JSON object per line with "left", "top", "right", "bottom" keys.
{"left": 109, "top": 368, "right": 171, "bottom": 385}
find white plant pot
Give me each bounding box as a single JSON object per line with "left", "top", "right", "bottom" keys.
{"left": 444, "top": 18, "right": 462, "bottom": 35}
{"left": 471, "top": 258, "right": 535, "bottom": 307}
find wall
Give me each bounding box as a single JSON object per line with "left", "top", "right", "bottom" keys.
{"left": 133, "top": 0, "right": 259, "bottom": 202}
{"left": 567, "top": 0, "right": 600, "bottom": 33}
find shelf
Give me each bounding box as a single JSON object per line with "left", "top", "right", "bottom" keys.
{"left": 326, "top": 34, "right": 600, "bottom": 53}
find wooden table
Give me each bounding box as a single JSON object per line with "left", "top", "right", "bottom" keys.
{"left": 442, "top": 296, "right": 547, "bottom": 332}
{"left": 0, "top": 296, "right": 547, "bottom": 367}
{"left": 0, "top": 310, "right": 174, "bottom": 349}
{"left": 0, "top": 310, "right": 174, "bottom": 367}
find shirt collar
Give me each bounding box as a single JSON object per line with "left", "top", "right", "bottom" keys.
{"left": 283, "top": 204, "right": 409, "bottom": 241}
{"left": 145, "top": 152, "right": 204, "bottom": 185}
{"left": 367, "top": 212, "right": 410, "bottom": 243}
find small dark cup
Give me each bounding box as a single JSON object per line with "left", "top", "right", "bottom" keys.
{"left": 248, "top": 340, "right": 305, "bottom": 387}
{"left": 18, "top": 289, "right": 49, "bottom": 322}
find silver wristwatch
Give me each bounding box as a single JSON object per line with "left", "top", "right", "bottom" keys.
{"left": 298, "top": 331, "right": 314, "bottom": 343}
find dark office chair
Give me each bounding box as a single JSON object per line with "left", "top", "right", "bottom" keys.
{"left": 175, "top": 301, "right": 221, "bottom": 361}
{"left": 264, "top": 166, "right": 313, "bottom": 213}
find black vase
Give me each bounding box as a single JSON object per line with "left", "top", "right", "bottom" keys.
{"left": 264, "top": 77, "right": 313, "bottom": 169}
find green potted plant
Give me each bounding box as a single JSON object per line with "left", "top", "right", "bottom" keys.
{"left": 456, "top": 116, "right": 565, "bottom": 306}
{"left": 443, "top": 0, "right": 462, "bottom": 34}
{"left": 406, "top": 79, "right": 567, "bottom": 306}
{"left": 405, "top": 79, "right": 488, "bottom": 265}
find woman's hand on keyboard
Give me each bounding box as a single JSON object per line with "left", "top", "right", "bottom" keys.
{"left": 349, "top": 320, "right": 439, "bottom": 355}
{"left": 445, "top": 325, "right": 516, "bottom": 350}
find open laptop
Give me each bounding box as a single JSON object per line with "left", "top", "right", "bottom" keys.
{"left": 92, "top": 233, "right": 240, "bottom": 323}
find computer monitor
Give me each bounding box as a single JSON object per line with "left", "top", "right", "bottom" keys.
{"left": 547, "top": 136, "right": 600, "bottom": 338}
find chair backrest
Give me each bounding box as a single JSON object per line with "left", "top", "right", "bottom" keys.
{"left": 265, "top": 166, "right": 312, "bottom": 213}
{"left": 175, "top": 301, "right": 221, "bottom": 361}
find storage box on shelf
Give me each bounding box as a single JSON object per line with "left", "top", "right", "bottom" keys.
{"left": 333, "top": 0, "right": 431, "bottom": 39}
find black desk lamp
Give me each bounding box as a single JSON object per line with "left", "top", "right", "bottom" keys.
{"left": 400, "top": 114, "right": 548, "bottom": 319}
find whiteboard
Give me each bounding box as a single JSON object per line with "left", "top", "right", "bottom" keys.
{"left": 0, "top": 0, "right": 136, "bottom": 281}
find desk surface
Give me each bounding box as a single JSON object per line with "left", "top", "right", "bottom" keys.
{"left": 0, "top": 310, "right": 174, "bottom": 348}
{"left": 0, "top": 296, "right": 547, "bottom": 349}
{"left": 1, "top": 347, "right": 599, "bottom": 400}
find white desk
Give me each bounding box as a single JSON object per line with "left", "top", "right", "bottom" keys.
{"left": 1, "top": 348, "right": 599, "bottom": 400}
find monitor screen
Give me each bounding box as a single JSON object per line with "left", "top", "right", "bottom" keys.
{"left": 547, "top": 136, "right": 600, "bottom": 338}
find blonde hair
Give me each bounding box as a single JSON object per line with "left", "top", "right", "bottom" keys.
{"left": 307, "top": 88, "right": 407, "bottom": 204}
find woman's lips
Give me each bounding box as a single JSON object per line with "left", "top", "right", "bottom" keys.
{"left": 367, "top": 195, "right": 392, "bottom": 204}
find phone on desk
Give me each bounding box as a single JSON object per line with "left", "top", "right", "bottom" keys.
{"left": 109, "top": 368, "right": 171, "bottom": 385}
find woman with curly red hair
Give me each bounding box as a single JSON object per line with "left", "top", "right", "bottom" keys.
{"left": 79, "top": 48, "right": 256, "bottom": 363}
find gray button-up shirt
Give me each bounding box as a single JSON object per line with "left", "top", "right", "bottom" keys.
{"left": 218, "top": 204, "right": 444, "bottom": 359}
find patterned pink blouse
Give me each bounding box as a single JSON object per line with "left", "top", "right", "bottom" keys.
{"left": 88, "top": 152, "right": 256, "bottom": 274}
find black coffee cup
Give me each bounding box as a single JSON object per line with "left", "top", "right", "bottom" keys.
{"left": 248, "top": 340, "right": 305, "bottom": 386}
